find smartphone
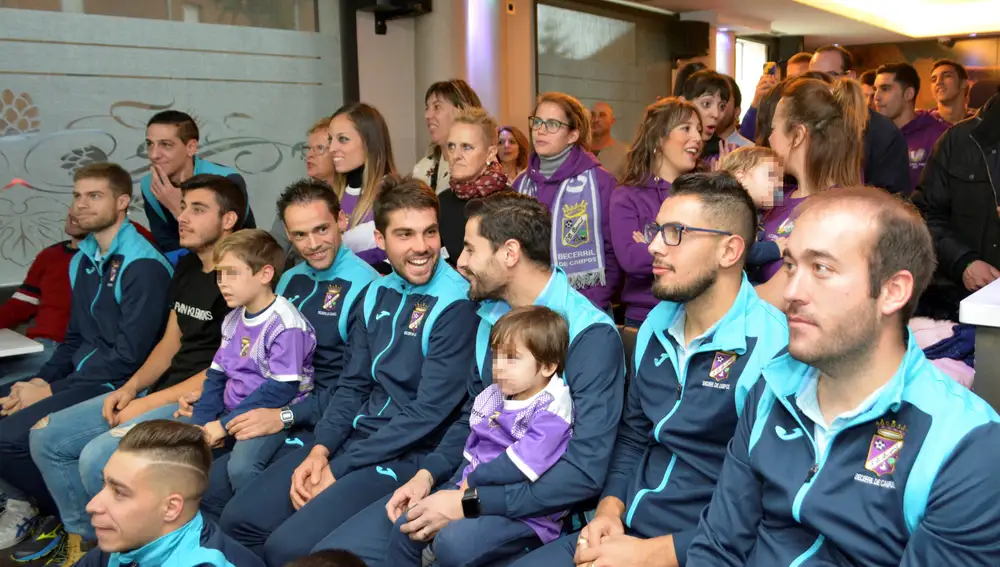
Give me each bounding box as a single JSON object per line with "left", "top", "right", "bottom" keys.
{"left": 763, "top": 62, "right": 778, "bottom": 76}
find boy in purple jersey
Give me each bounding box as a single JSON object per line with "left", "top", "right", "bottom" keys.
{"left": 191, "top": 229, "right": 317, "bottom": 493}
{"left": 385, "top": 306, "right": 573, "bottom": 567}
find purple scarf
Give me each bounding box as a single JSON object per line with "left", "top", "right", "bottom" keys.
{"left": 516, "top": 169, "right": 606, "bottom": 290}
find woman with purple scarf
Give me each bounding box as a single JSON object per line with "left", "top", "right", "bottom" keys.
{"left": 513, "top": 92, "right": 622, "bottom": 312}
{"left": 327, "top": 102, "right": 397, "bottom": 272}
{"left": 610, "top": 98, "right": 703, "bottom": 327}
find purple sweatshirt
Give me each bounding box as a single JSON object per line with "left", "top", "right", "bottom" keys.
{"left": 513, "top": 146, "right": 622, "bottom": 310}
{"left": 757, "top": 189, "right": 808, "bottom": 282}
{"left": 901, "top": 110, "right": 950, "bottom": 194}
{"left": 610, "top": 178, "right": 672, "bottom": 324}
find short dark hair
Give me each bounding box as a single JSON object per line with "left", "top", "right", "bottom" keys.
{"left": 727, "top": 75, "right": 743, "bottom": 108}
{"left": 283, "top": 550, "right": 366, "bottom": 567}
{"left": 147, "top": 110, "right": 199, "bottom": 143}
{"left": 798, "top": 187, "right": 936, "bottom": 333}
{"left": 490, "top": 306, "right": 569, "bottom": 376}
{"left": 681, "top": 70, "right": 732, "bottom": 103}
{"left": 424, "top": 79, "right": 482, "bottom": 110}
{"left": 876, "top": 62, "right": 921, "bottom": 99}
{"left": 670, "top": 172, "right": 758, "bottom": 264}
{"left": 372, "top": 175, "right": 439, "bottom": 234}
{"left": 814, "top": 45, "right": 854, "bottom": 73}
{"left": 179, "top": 174, "right": 246, "bottom": 230}
{"left": 932, "top": 58, "right": 969, "bottom": 82}
{"left": 277, "top": 178, "right": 341, "bottom": 223}
{"left": 465, "top": 192, "right": 551, "bottom": 268}
{"left": 74, "top": 162, "right": 133, "bottom": 199}
{"left": 118, "top": 420, "right": 212, "bottom": 499}
{"left": 673, "top": 62, "right": 708, "bottom": 97}
{"left": 860, "top": 69, "right": 877, "bottom": 87}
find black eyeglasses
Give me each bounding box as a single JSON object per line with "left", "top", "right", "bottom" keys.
{"left": 528, "top": 116, "right": 571, "bottom": 134}
{"left": 643, "top": 222, "right": 732, "bottom": 246}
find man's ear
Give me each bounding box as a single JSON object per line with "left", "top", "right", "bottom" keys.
{"left": 161, "top": 493, "right": 185, "bottom": 524}
{"left": 185, "top": 139, "right": 199, "bottom": 158}
{"left": 374, "top": 229, "right": 386, "bottom": 251}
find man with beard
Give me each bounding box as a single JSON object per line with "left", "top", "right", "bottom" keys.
{"left": 195, "top": 178, "right": 380, "bottom": 518}
{"left": 688, "top": 188, "right": 1000, "bottom": 567}
{"left": 308, "top": 191, "right": 626, "bottom": 567}
{"left": 219, "top": 176, "right": 478, "bottom": 567}
{"left": 506, "top": 172, "right": 788, "bottom": 567}
{"left": 16, "top": 174, "right": 243, "bottom": 564}
{"left": 0, "top": 163, "right": 173, "bottom": 559}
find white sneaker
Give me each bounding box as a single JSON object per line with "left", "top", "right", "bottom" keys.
{"left": 0, "top": 498, "right": 38, "bottom": 550}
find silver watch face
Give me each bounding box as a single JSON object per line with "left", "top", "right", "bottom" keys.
{"left": 281, "top": 410, "right": 293, "bottom": 423}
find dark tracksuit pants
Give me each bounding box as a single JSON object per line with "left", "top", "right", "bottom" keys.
{"left": 218, "top": 443, "right": 421, "bottom": 567}
{"left": 0, "top": 382, "right": 110, "bottom": 514}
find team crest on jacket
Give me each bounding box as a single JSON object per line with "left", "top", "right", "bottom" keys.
{"left": 240, "top": 337, "right": 251, "bottom": 358}
{"left": 561, "top": 201, "right": 590, "bottom": 248}
{"left": 865, "top": 419, "right": 906, "bottom": 477}
{"left": 710, "top": 351, "right": 737, "bottom": 381}
{"left": 408, "top": 303, "right": 429, "bottom": 332}
{"left": 323, "top": 284, "right": 342, "bottom": 311}
{"left": 107, "top": 260, "right": 121, "bottom": 286}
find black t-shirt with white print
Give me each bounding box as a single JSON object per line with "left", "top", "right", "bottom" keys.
{"left": 151, "top": 252, "right": 229, "bottom": 393}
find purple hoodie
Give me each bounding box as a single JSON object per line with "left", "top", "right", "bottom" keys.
{"left": 610, "top": 178, "right": 671, "bottom": 323}
{"left": 513, "top": 146, "right": 622, "bottom": 310}
{"left": 901, "top": 110, "right": 950, "bottom": 194}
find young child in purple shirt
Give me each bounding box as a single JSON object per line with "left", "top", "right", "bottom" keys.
{"left": 191, "top": 229, "right": 317, "bottom": 493}
{"left": 385, "top": 305, "right": 573, "bottom": 566}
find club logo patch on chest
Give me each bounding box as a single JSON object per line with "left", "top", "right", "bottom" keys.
{"left": 323, "top": 284, "right": 342, "bottom": 311}
{"left": 865, "top": 419, "right": 906, "bottom": 477}
{"left": 240, "top": 336, "right": 251, "bottom": 358}
{"left": 407, "top": 303, "right": 429, "bottom": 334}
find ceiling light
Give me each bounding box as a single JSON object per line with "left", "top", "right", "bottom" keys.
{"left": 792, "top": 0, "right": 1000, "bottom": 38}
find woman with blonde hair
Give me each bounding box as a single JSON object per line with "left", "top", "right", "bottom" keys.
{"left": 513, "top": 92, "right": 621, "bottom": 312}
{"left": 755, "top": 76, "right": 867, "bottom": 306}
{"left": 413, "top": 79, "right": 483, "bottom": 194}
{"left": 610, "top": 97, "right": 703, "bottom": 326}
{"left": 327, "top": 102, "right": 396, "bottom": 269}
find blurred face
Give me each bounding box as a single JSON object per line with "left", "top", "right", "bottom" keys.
{"left": 305, "top": 130, "right": 336, "bottom": 181}
{"left": 375, "top": 207, "right": 441, "bottom": 285}
{"left": 145, "top": 124, "right": 197, "bottom": 179}
{"left": 328, "top": 114, "right": 365, "bottom": 174}
{"left": 874, "top": 73, "right": 911, "bottom": 121}
{"left": 647, "top": 195, "right": 723, "bottom": 303}
{"left": 72, "top": 178, "right": 125, "bottom": 233}
{"left": 447, "top": 123, "right": 496, "bottom": 183}
{"left": 737, "top": 159, "right": 784, "bottom": 209}
{"left": 691, "top": 92, "right": 726, "bottom": 141}
{"left": 87, "top": 452, "right": 183, "bottom": 553}
{"left": 457, "top": 216, "right": 508, "bottom": 302}
{"left": 591, "top": 103, "right": 614, "bottom": 138}
{"left": 284, "top": 199, "right": 347, "bottom": 271}
{"left": 657, "top": 114, "right": 703, "bottom": 178}
{"left": 493, "top": 338, "right": 554, "bottom": 399}
{"left": 498, "top": 130, "right": 520, "bottom": 165}
{"left": 64, "top": 212, "right": 87, "bottom": 239}
{"left": 862, "top": 83, "right": 876, "bottom": 110}
{"left": 215, "top": 252, "right": 272, "bottom": 308}
{"left": 786, "top": 60, "right": 810, "bottom": 79}
{"left": 782, "top": 206, "right": 880, "bottom": 367}
{"left": 531, "top": 101, "right": 580, "bottom": 157}
{"left": 931, "top": 64, "right": 964, "bottom": 103}
{"left": 425, "top": 93, "right": 458, "bottom": 147}
{"left": 809, "top": 50, "right": 849, "bottom": 78}
{"left": 177, "top": 188, "right": 229, "bottom": 252}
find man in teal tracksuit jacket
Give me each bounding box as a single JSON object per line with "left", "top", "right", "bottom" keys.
{"left": 308, "top": 191, "right": 626, "bottom": 567}
{"left": 688, "top": 187, "right": 1000, "bottom": 566}
{"left": 219, "top": 176, "right": 479, "bottom": 567}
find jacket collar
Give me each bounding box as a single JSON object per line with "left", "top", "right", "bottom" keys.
{"left": 78, "top": 221, "right": 134, "bottom": 265}
{"left": 648, "top": 274, "right": 757, "bottom": 356}
{"left": 972, "top": 93, "right": 1000, "bottom": 148}
{"left": 109, "top": 512, "right": 203, "bottom": 567}
{"left": 476, "top": 268, "right": 568, "bottom": 324}
{"left": 383, "top": 254, "right": 453, "bottom": 294}
{"left": 303, "top": 246, "right": 354, "bottom": 280}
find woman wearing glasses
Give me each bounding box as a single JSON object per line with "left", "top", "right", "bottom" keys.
{"left": 327, "top": 102, "right": 397, "bottom": 270}
{"left": 513, "top": 92, "right": 622, "bottom": 312}
{"left": 610, "top": 98, "right": 703, "bottom": 327}
{"left": 414, "top": 79, "right": 483, "bottom": 194}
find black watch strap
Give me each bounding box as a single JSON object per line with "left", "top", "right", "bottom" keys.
{"left": 461, "top": 487, "right": 481, "bottom": 519}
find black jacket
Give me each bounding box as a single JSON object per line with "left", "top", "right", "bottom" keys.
{"left": 864, "top": 109, "right": 911, "bottom": 195}
{"left": 914, "top": 94, "right": 1000, "bottom": 293}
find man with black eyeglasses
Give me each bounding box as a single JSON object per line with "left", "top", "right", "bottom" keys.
{"left": 510, "top": 172, "right": 789, "bottom": 567}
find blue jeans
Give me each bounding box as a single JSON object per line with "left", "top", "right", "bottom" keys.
{"left": 224, "top": 431, "right": 289, "bottom": 494}
{"left": 382, "top": 513, "right": 541, "bottom": 567}
{"left": 29, "top": 394, "right": 179, "bottom": 538}
{"left": 0, "top": 338, "right": 58, "bottom": 387}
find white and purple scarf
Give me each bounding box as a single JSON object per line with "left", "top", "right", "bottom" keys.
{"left": 516, "top": 170, "right": 606, "bottom": 290}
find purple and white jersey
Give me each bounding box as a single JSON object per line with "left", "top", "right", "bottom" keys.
{"left": 460, "top": 377, "right": 574, "bottom": 543}
{"left": 210, "top": 296, "right": 317, "bottom": 411}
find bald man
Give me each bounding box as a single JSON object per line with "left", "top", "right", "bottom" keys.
{"left": 590, "top": 102, "right": 628, "bottom": 180}
{"left": 73, "top": 420, "right": 262, "bottom": 567}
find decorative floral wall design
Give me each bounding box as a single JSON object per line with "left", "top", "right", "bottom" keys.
{"left": 0, "top": 90, "right": 41, "bottom": 137}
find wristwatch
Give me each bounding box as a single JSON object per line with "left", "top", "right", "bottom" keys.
{"left": 461, "top": 487, "right": 481, "bottom": 519}
{"left": 280, "top": 407, "right": 294, "bottom": 430}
